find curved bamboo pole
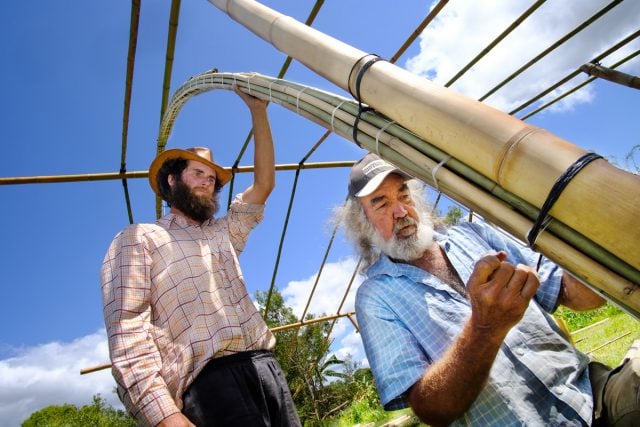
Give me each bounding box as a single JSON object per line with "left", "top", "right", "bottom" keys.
{"left": 207, "top": 0, "right": 640, "bottom": 279}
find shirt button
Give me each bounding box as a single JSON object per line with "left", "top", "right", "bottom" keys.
{"left": 554, "top": 386, "right": 564, "bottom": 395}
{"left": 516, "top": 347, "right": 525, "bottom": 356}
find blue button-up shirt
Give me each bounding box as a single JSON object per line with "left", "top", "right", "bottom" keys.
{"left": 356, "top": 220, "right": 593, "bottom": 426}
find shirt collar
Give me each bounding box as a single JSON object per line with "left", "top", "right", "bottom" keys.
{"left": 159, "top": 213, "right": 214, "bottom": 228}
{"left": 364, "top": 229, "right": 458, "bottom": 290}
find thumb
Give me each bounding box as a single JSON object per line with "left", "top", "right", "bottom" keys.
{"left": 468, "top": 251, "right": 506, "bottom": 287}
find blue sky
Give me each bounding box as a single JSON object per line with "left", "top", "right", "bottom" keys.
{"left": 1, "top": 0, "right": 639, "bottom": 424}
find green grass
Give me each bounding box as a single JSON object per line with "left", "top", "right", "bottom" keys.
{"left": 568, "top": 310, "right": 640, "bottom": 367}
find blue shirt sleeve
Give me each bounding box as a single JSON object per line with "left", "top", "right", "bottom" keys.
{"left": 356, "top": 278, "right": 431, "bottom": 410}
{"left": 462, "top": 221, "right": 563, "bottom": 312}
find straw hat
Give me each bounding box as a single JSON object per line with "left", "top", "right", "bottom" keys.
{"left": 148, "top": 147, "right": 233, "bottom": 195}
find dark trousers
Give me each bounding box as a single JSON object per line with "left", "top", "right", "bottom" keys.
{"left": 182, "top": 351, "right": 301, "bottom": 427}
{"left": 590, "top": 351, "right": 640, "bottom": 426}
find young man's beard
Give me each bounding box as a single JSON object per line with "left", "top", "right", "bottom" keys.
{"left": 169, "top": 178, "right": 219, "bottom": 223}
{"left": 371, "top": 213, "right": 435, "bottom": 262}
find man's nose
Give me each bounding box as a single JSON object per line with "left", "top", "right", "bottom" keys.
{"left": 392, "top": 202, "right": 408, "bottom": 219}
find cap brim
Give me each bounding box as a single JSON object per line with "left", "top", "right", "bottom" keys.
{"left": 355, "top": 169, "right": 409, "bottom": 197}
{"left": 148, "top": 149, "right": 233, "bottom": 195}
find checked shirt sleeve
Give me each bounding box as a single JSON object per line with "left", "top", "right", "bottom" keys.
{"left": 356, "top": 280, "right": 431, "bottom": 410}
{"left": 100, "top": 225, "right": 179, "bottom": 426}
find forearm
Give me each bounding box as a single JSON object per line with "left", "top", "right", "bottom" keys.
{"left": 252, "top": 107, "right": 275, "bottom": 190}
{"left": 558, "top": 272, "right": 606, "bottom": 311}
{"left": 409, "top": 321, "right": 505, "bottom": 426}
{"left": 243, "top": 106, "right": 275, "bottom": 204}
{"left": 108, "top": 313, "right": 179, "bottom": 425}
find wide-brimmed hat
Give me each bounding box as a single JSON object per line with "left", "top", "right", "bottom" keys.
{"left": 348, "top": 153, "right": 411, "bottom": 197}
{"left": 148, "top": 146, "right": 233, "bottom": 195}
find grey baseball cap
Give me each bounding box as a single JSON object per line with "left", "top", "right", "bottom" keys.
{"left": 348, "top": 153, "right": 411, "bottom": 197}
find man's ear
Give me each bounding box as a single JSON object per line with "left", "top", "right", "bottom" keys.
{"left": 167, "top": 174, "right": 176, "bottom": 188}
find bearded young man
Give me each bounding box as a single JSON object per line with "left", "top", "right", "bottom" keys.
{"left": 100, "top": 88, "right": 300, "bottom": 427}
{"left": 337, "top": 153, "right": 639, "bottom": 427}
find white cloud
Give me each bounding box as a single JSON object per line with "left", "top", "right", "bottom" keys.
{"left": 0, "top": 329, "right": 122, "bottom": 426}
{"left": 281, "top": 257, "right": 368, "bottom": 364}
{"left": 405, "top": 0, "right": 640, "bottom": 112}
{"left": 282, "top": 257, "right": 362, "bottom": 318}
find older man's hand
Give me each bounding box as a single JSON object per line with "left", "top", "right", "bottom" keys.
{"left": 467, "top": 251, "right": 540, "bottom": 338}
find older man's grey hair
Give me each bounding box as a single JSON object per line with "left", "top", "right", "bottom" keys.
{"left": 333, "top": 178, "right": 436, "bottom": 271}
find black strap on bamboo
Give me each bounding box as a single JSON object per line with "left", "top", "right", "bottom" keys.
{"left": 348, "top": 54, "right": 384, "bottom": 147}
{"left": 527, "top": 152, "right": 603, "bottom": 248}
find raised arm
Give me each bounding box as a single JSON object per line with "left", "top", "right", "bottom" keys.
{"left": 408, "top": 252, "right": 540, "bottom": 426}
{"left": 234, "top": 86, "right": 275, "bottom": 205}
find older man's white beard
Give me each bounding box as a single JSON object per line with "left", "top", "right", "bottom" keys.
{"left": 371, "top": 214, "right": 435, "bottom": 262}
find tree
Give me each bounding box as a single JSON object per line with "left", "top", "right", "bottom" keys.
{"left": 444, "top": 205, "right": 464, "bottom": 226}
{"left": 625, "top": 144, "right": 639, "bottom": 173}
{"left": 22, "top": 394, "right": 136, "bottom": 426}
{"left": 256, "top": 288, "right": 345, "bottom": 425}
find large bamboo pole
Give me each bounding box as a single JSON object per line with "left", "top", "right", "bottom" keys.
{"left": 208, "top": 0, "right": 640, "bottom": 275}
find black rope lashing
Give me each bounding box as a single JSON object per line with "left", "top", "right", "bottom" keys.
{"left": 348, "top": 54, "right": 384, "bottom": 147}
{"left": 527, "top": 152, "right": 603, "bottom": 248}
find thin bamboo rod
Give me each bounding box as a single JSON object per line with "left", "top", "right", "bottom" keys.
{"left": 263, "top": 131, "right": 332, "bottom": 317}
{"left": 81, "top": 311, "right": 356, "bottom": 375}
{"left": 0, "top": 162, "right": 354, "bottom": 186}
{"left": 510, "top": 29, "right": 640, "bottom": 116}
{"left": 445, "top": 0, "right": 546, "bottom": 87}
{"left": 520, "top": 49, "right": 640, "bottom": 120}
{"left": 155, "top": 0, "right": 182, "bottom": 218}
{"left": 580, "top": 61, "right": 640, "bottom": 90}
{"left": 389, "top": 0, "right": 449, "bottom": 64}
{"left": 270, "top": 311, "right": 355, "bottom": 333}
{"left": 207, "top": 0, "right": 640, "bottom": 279}
{"left": 120, "top": 0, "right": 141, "bottom": 224}
{"left": 478, "top": 0, "right": 622, "bottom": 101}
{"left": 159, "top": 0, "right": 181, "bottom": 126}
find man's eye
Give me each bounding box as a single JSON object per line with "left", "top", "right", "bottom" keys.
{"left": 375, "top": 203, "right": 387, "bottom": 211}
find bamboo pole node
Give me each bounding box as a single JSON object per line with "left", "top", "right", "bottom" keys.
{"left": 330, "top": 100, "right": 347, "bottom": 133}
{"left": 527, "top": 152, "right": 603, "bottom": 248}
{"left": 295, "top": 87, "right": 309, "bottom": 113}
{"left": 431, "top": 155, "right": 452, "bottom": 193}
{"left": 268, "top": 79, "right": 279, "bottom": 102}
{"left": 375, "top": 120, "right": 396, "bottom": 155}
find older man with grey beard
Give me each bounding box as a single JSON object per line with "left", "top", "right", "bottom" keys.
{"left": 336, "top": 153, "right": 639, "bottom": 427}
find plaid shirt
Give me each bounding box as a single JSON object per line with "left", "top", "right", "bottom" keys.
{"left": 356, "top": 220, "right": 593, "bottom": 426}
{"left": 101, "top": 194, "right": 275, "bottom": 426}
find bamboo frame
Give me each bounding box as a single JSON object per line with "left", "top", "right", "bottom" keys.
{"left": 80, "top": 311, "right": 356, "bottom": 375}
{"left": 0, "top": 162, "right": 353, "bottom": 186}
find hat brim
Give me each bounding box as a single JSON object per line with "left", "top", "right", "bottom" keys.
{"left": 355, "top": 169, "right": 410, "bottom": 197}
{"left": 148, "top": 149, "right": 233, "bottom": 195}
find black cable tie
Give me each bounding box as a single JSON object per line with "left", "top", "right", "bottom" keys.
{"left": 527, "top": 152, "right": 603, "bottom": 248}
{"left": 353, "top": 106, "right": 374, "bottom": 147}
{"left": 348, "top": 54, "right": 385, "bottom": 147}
